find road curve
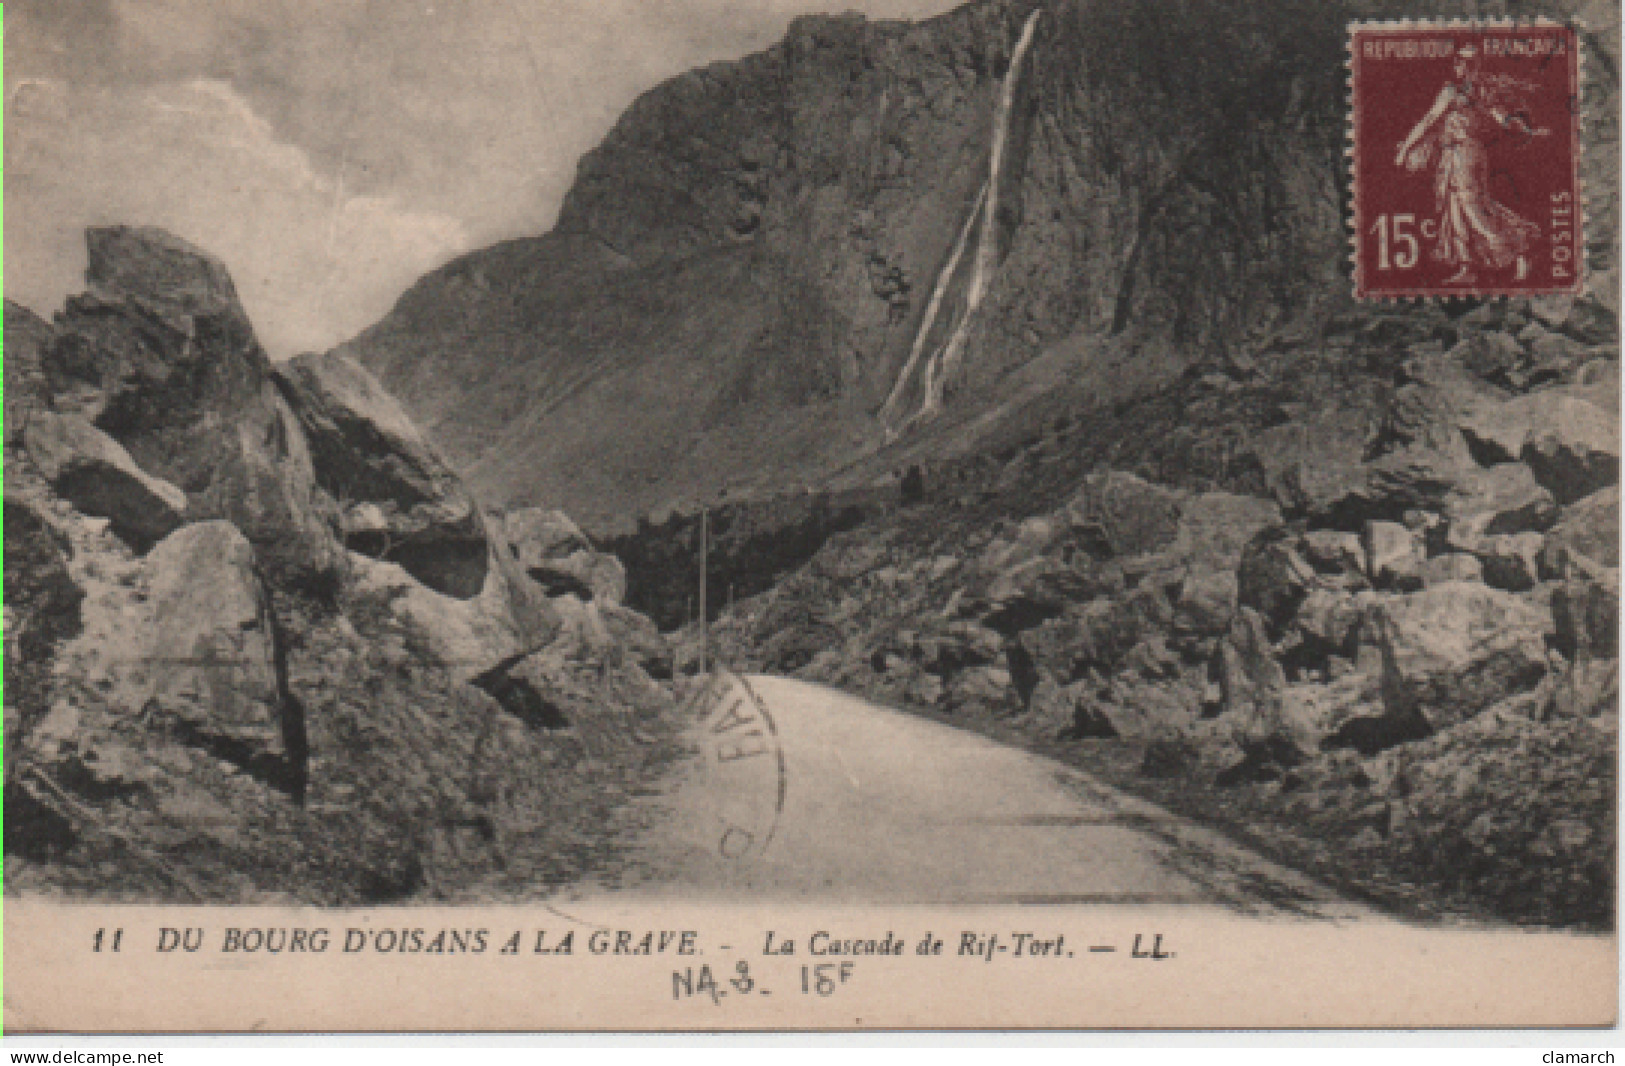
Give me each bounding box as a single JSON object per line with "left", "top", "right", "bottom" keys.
{"left": 587, "top": 673, "right": 1371, "bottom": 917}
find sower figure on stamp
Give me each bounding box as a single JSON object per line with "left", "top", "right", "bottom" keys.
{"left": 1395, "top": 42, "right": 1550, "bottom": 285}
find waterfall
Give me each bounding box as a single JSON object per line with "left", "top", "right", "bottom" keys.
{"left": 883, "top": 7, "right": 1042, "bottom": 436}
{"left": 878, "top": 181, "right": 989, "bottom": 431}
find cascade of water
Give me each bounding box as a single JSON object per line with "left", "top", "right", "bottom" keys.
{"left": 884, "top": 7, "right": 1042, "bottom": 436}
{"left": 878, "top": 181, "right": 989, "bottom": 433}
{"left": 972, "top": 6, "right": 1042, "bottom": 312}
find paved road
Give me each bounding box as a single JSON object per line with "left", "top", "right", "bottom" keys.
{"left": 587, "top": 673, "right": 1369, "bottom": 916}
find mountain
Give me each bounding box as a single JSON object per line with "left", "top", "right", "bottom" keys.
{"left": 342, "top": 0, "right": 1389, "bottom": 530}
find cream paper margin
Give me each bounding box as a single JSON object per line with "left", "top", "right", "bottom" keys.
{"left": 3, "top": 901, "right": 1616, "bottom": 1031}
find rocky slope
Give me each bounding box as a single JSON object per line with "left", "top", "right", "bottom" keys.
{"left": 4, "top": 228, "right": 677, "bottom": 903}
{"left": 709, "top": 294, "right": 1620, "bottom": 928}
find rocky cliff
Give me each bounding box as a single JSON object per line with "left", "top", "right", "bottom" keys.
{"left": 338, "top": 0, "right": 1343, "bottom": 526}
{"left": 342, "top": 0, "right": 1617, "bottom": 531}
{"left": 4, "top": 228, "right": 677, "bottom": 902}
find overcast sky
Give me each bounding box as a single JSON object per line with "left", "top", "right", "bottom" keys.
{"left": 5, "top": 0, "right": 959, "bottom": 356}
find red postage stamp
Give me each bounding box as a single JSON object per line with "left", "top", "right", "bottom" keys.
{"left": 1349, "top": 22, "right": 1583, "bottom": 299}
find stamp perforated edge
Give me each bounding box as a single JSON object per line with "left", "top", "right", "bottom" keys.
{"left": 1345, "top": 17, "right": 1590, "bottom": 302}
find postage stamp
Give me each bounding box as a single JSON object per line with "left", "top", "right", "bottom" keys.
{"left": 1349, "top": 21, "right": 1584, "bottom": 299}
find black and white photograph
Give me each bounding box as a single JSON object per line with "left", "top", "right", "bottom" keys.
{"left": 1, "top": 0, "right": 1619, "bottom": 1033}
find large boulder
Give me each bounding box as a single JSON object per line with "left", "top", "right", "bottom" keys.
{"left": 530, "top": 550, "right": 628, "bottom": 604}
{"left": 1449, "top": 331, "right": 1525, "bottom": 384}
{"left": 1298, "top": 530, "right": 1368, "bottom": 579}
{"left": 599, "top": 602, "right": 674, "bottom": 680}
{"left": 1382, "top": 351, "right": 1505, "bottom": 459}
{"left": 1461, "top": 391, "right": 1620, "bottom": 504}
{"left": 1356, "top": 449, "right": 1555, "bottom": 540}
{"left": 1173, "top": 568, "right": 1239, "bottom": 639}
{"left": 943, "top": 664, "right": 1020, "bottom": 715}
{"left": 901, "top": 621, "right": 1005, "bottom": 678}
{"left": 43, "top": 227, "right": 340, "bottom": 587}
{"left": 472, "top": 610, "right": 675, "bottom": 735}
{"left": 981, "top": 556, "right": 1090, "bottom": 633}
{"left": 141, "top": 522, "right": 293, "bottom": 768}
{"left": 1474, "top": 533, "right": 1543, "bottom": 592}
{"left": 1281, "top": 667, "right": 1385, "bottom": 745}
{"left": 1214, "top": 609, "right": 1291, "bottom": 740}
{"left": 1282, "top": 446, "right": 1477, "bottom": 533}
{"left": 346, "top": 543, "right": 556, "bottom": 682}
{"left": 1291, "top": 587, "right": 1367, "bottom": 661}
{"left": 274, "top": 350, "right": 492, "bottom": 599}
{"left": 1545, "top": 658, "right": 1620, "bottom": 720}
{"left": 23, "top": 411, "right": 188, "bottom": 551}
{"left": 1359, "top": 449, "right": 1463, "bottom": 516}
{"left": 1048, "top": 670, "right": 1201, "bottom": 742}
{"left": 500, "top": 507, "right": 627, "bottom": 604}
{"left": 1373, "top": 582, "right": 1551, "bottom": 731}
{"left": 1524, "top": 331, "right": 1596, "bottom": 384}
{"left": 981, "top": 514, "right": 1067, "bottom": 573}
{"left": 1209, "top": 608, "right": 1323, "bottom": 781}
{"left": 1540, "top": 486, "right": 1620, "bottom": 576}
{"left": 1168, "top": 491, "right": 1282, "bottom": 571}
{"left": 1058, "top": 471, "right": 1184, "bottom": 560}
{"left": 222, "top": 389, "right": 347, "bottom": 588}
{"left": 1247, "top": 410, "right": 1371, "bottom": 524}
{"left": 1018, "top": 607, "right": 1135, "bottom": 684}
{"left": 502, "top": 508, "right": 593, "bottom": 571}
{"left": 1522, "top": 397, "right": 1620, "bottom": 505}
{"left": 1421, "top": 552, "right": 1484, "bottom": 587}
{"left": 535, "top": 594, "right": 672, "bottom": 681}
{"left": 1443, "top": 463, "right": 1558, "bottom": 542}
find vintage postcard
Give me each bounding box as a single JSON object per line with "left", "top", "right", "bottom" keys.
{"left": 2, "top": 0, "right": 1619, "bottom": 1033}
{"left": 1351, "top": 21, "right": 1586, "bottom": 299}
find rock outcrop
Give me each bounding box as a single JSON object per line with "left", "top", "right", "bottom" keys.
{"left": 140, "top": 522, "right": 301, "bottom": 788}
{"left": 504, "top": 509, "right": 593, "bottom": 568}
{"left": 23, "top": 412, "right": 188, "bottom": 551}
{"left": 4, "top": 227, "right": 674, "bottom": 904}
{"left": 44, "top": 227, "right": 342, "bottom": 588}
{"left": 501, "top": 507, "right": 627, "bottom": 605}
{"left": 1373, "top": 584, "right": 1551, "bottom": 732}
{"left": 274, "top": 351, "right": 492, "bottom": 598}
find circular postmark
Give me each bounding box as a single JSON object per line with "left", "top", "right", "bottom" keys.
{"left": 680, "top": 670, "right": 787, "bottom": 867}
